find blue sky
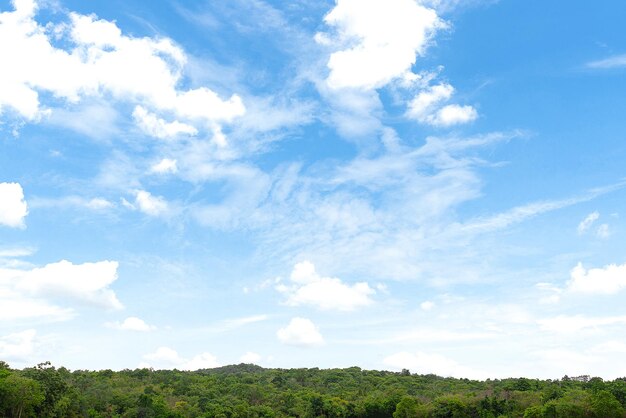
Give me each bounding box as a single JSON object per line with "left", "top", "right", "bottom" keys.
{"left": 1, "top": 0, "right": 626, "bottom": 379}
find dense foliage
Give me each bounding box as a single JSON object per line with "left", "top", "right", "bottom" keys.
{"left": 1, "top": 360, "right": 625, "bottom": 417}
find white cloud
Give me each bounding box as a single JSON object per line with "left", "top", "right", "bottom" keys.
{"left": 596, "top": 223, "right": 610, "bottom": 239}
{"left": 47, "top": 103, "right": 119, "bottom": 140}
{"left": 586, "top": 54, "right": 626, "bottom": 69}
{"left": 319, "top": 0, "right": 444, "bottom": 90}
{"left": 85, "top": 198, "right": 113, "bottom": 210}
{"left": 277, "top": 317, "right": 324, "bottom": 347}
{"left": 239, "top": 351, "right": 261, "bottom": 364}
{"left": 376, "top": 328, "right": 497, "bottom": 344}
{"left": 250, "top": 131, "right": 527, "bottom": 282}
{"left": 315, "top": 1, "right": 476, "bottom": 136}
{"left": 0, "top": 247, "right": 35, "bottom": 258}
{"left": 422, "top": 0, "right": 500, "bottom": 14}
{"left": 531, "top": 349, "right": 598, "bottom": 378}
{"left": 141, "top": 347, "right": 219, "bottom": 370}
{"left": 0, "top": 329, "right": 36, "bottom": 360}
{"left": 383, "top": 351, "right": 487, "bottom": 379}
{"left": 17, "top": 260, "right": 122, "bottom": 309}
{"left": 0, "top": 0, "right": 244, "bottom": 141}
{"left": 134, "top": 190, "right": 168, "bottom": 217}
{"left": 106, "top": 316, "right": 155, "bottom": 332}
{"left": 183, "top": 353, "right": 220, "bottom": 370}
{"left": 537, "top": 314, "right": 626, "bottom": 334}
{"left": 420, "top": 300, "right": 435, "bottom": 311}
{"left": 566, "top": 262, "right": 626, "bottom": 295}
{"left": 142, "top": 347, "right": 183, "bottom": 366}
{"left": 150, "top": 158, "right": 178, "bottom": 175}
{"left": 321, "top": 87, "right": 384, "bottom": 138}
{"left": 407, "top": 83, "right": 453, "bottom": 119}
{"left": 29, "top": 195, "right": 114, "bottom": 211}
{"left": 535, "top": 282, "right": 563, "bottom": 304}
{"left": 460, "top": 183, "right": 621, "bottom": 234}
{"left": 0, "top": 182, "right": 28, "bottom": 228}
{"left": 0, "top": 259, "right": 122, "bottom": 321}
{"left": 432, "top": 104, "right": 478, "bottom": 126}
{"left": 189, "top": 314, "right": 269, "bottom": 335}
{"left": 0, "top": 298, "right": 73, "bottom": 322}
{"left": 406, "top": 84, "right": 477, "bottom": 126}
{"left": 577, "top": 211, "right": 599, "bottom": 234}
{"left": 221, "top": 314, "right": 269, "bottom": 329}
{"left": 277, "top": 261, "right": 375, "bottom": 311}
{"left": 591, "top": 341, "right": 626, "bottom": 353}
{"left": 132, "top": 106, "right": 197, "bottom": 139}
{"left": 120, "top": 197, "right": 135, "bottom": 210}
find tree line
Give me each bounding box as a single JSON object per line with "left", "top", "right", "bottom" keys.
{"left": 1, "top": 360, "right": 625, "bottom": 417}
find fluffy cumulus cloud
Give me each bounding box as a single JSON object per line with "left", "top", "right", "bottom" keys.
{"left": 150, "top": 158, "right": 178, "bottom": 175}
{"left": 277, "top": 317, "right": 324, "bottom": 347}
{"left": 0, "top": 259, "right": 122, "bottom": 321}
{"left": 141, "top": 347, "right": 219, "bottom": 370}
{"left": 383, "top": 351, "right": 487, "bottom": 379}
{"left": 434, "top": 104, "right": 478, "bottom": 126}
{"left": 566, "top": 262, "right": 626, "bottom": 295}
{"left": 18, "top": 260, "right": 122, "bottom": 308}
{"left": 406, "top": 83, "right": 477, "bottom": 126}
{"left": 318, "top": 0, "right": 444, "bottom": 90}
{"left": 0, "top": 0, "right": 244, "bottom": 142}
{"left": 407, "top": 83, "right": 454, "bottom": 118}
{"left": 276, "top": 261, "right": 375, "bottom": 311}
{"left": 105, "top": 317, "right": 156, "bottom": 332}
{"left": 132, "top": 106, "right": 198, "bottom": 140}
{"left": 0, "top": 182, "right": 28, "bottom": 228}
{"left": 128, "top": 190, "right": 169, "bottom": 217}
{"left": 315, "top": 1, "right": 478, "bottom": 135}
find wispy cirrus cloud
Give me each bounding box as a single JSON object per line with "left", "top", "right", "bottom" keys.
{"left": 460, "top": 181, "right": 626, "bottom": 234}
{"left": 586, "top": 54, "right": 626, "bottom": 69}
{"left": 29, "top": 196, "right": 114, "bottom": 211}
{"left": 577, "top": 211, "right": 599, "bottom": 234}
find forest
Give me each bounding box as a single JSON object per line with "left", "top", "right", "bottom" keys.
{"left": 1, "top": 361, "right": 625, "bottom": 418}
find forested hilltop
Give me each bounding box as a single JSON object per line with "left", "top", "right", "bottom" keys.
{"left": 1, "top": 361, "right": 625, "bottom": 418}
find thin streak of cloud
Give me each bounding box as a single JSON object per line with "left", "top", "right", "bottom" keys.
{"left": 184, "top": 314, "right": 270, "bottom": 335}
{"left": 586, "top": 54, "right": 626, "bottom": 69}
{"left": 461, "top": 180, "right": 626, "bottom": 234}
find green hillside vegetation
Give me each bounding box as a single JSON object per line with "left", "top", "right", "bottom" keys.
{"left": 1, "top": 361, "right": 625, "bottom": 418}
